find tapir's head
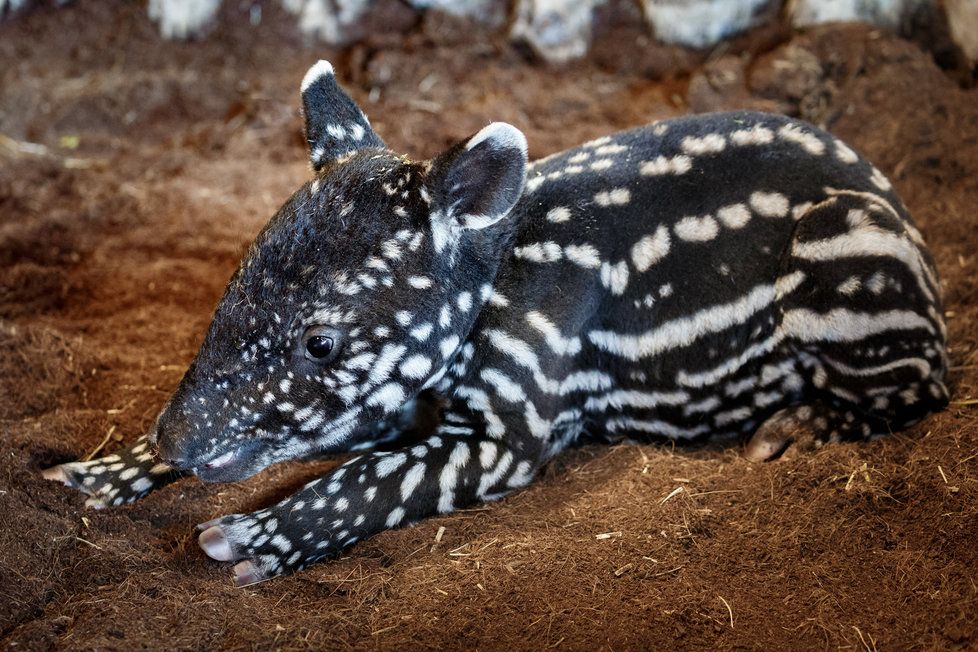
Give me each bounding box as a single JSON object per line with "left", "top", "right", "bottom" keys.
{"left": 154, "top": 60, "right": 527, "bottom": 481}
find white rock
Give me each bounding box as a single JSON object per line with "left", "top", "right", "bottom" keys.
{"left": 510, "top": 0, "right": 607, "bottom": 63}
{"left": 148, "top": 0, "right": 223, "bottom": 39}
{"left": 642, "top": 0, "right": 772, "bottom": 49}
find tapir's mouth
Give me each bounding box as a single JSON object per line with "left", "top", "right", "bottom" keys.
{"left": 193, "top": 441, "right": 265, "bottom": 482}
{"left": 205, "top": 449, "right": 237, "bottom": 469}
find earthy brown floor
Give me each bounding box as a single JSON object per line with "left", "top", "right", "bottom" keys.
{"left": 1, "top": 3, "right": 977, "bottom": 650}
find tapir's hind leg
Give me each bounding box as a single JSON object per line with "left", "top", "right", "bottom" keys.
{"left": 747, "top": 191, "right": 949, "bottom": 462}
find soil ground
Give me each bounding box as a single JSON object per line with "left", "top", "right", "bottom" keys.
{"left": 1, "top": 3, "right": 977, "bottom": 649}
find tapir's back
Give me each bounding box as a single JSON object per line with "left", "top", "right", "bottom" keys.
{"left": 488, "top": 110, "right": 946, "bottom": 445}
{"left": 512, "top": 111, "right": 918, "bottom": 322}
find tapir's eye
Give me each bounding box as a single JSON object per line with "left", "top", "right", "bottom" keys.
{"left": 301, "top": 326, "right": 342, "bottom": 363}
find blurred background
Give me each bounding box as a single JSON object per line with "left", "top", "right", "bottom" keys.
{"left": 1, "top": 1, "right": 977, "bottom": 649}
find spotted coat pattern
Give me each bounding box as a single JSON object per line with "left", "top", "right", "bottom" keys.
{"left": 44, "top": 60, "right": 949, "bottom": 586}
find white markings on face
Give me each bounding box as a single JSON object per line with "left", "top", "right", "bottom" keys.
{"left": 456, "top": 292, "right": 472, "bottom": 313}
{"left": 395, "top": 310, "right": 413, "bottom": 327}
{"left": 631, "top": 224, "right": 671, "bottom": 272}
{"left": 716, "top": 203, "right": 751, "bottom": 229}
{"left": 514, "top": 241, "right": 563, "bottom": 263}
{"left": 546, "top": 206, "right": 571, "bottom": 223}
{"left": 640, "top": 154, "right": 692, "bottom": 176}
{"left": 400, "top": 354, "right": 432, "bottom": 379}
{"left": 778, "top": 123, "right": 825, "bottom": 155}
{"left": 674, "top": 215, "right": 719, "bottom": 242}
{"left": 366, "top": 382, "right": 405, "bottom": 411}
{"left": 748, "top": 191, "right": 790, "bottom": 218}
{"left": 594, "top": 188, "right": 631, "bottom": 206}
{"left": 600, "top": 261, "right": 630, "bottom": 295}
{"left": 407, "top": 275, "right": 433, "bottom": 289}
{"left": 367, "top": 343, "right": 408, "bottom": 387}
{"left": 681, "top": 133, "right": 726, "bottom": 155}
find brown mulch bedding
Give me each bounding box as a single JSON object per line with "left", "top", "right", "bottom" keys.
{"left": 1, "top": 3, "right": 976, "bottom": 649}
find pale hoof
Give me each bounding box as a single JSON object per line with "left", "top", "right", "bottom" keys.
{"left": 745, "top": 408, "right": 816, "bottom": 462}
{"left": 41, "top": 465, "right": 69, "bottom": 484}
{"left": 198, "top": 526, "right": 235, "bottom": 561}
{"left": 744, "top": 428, "right": 793, "bottom": 462}
{"left": 233, "top": 560, "right": 264, "bottom": 587}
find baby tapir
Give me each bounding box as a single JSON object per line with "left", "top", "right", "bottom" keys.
{"left": 43, "top": 60, "right": 949, "bottom": 586}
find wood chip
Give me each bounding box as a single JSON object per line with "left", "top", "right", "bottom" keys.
{"left": 659, "top": 486, "right": 684, "bottom": 504}
{"left": 595, "top": 531, "right": 622, "bottom": 540}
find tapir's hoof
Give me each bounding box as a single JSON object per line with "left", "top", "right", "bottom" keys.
{"left": 41, "top": 465, "right": 69, "bottom": 484}
{"left": 744, "top": 407, "right": 816, "bottom": 462}
{"left": 198, "top": 526, "right": 236, "bottom": 561}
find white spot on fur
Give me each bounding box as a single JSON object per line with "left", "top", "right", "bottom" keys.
{"left": 674, "top": 215, "right": 719, "bottom": 242}
{"left": 640, "top": 155, "right": 692, "bottom": 176}
{"left": 681, "top": 133, "right": 726, "bottom": 155}
{"left": 631, "top": 225, "right": 671, "bottom": 271}
{"left": 594, "top": 187, "right": 631, "bottom": 206}
{"left": 749, "top": 191, "right": 790, "bottom": 218}
{"left": 546, "top": 206, "right": 572, "bottom": 223}
{"left": 716, "top": 203, "right": 751, "bottom": 229}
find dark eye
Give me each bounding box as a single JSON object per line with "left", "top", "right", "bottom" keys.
{"left": 302, "top": 326, "right": 342, "bottom": 362}
{"left": 307, "top": 336, "right": 333, "bottom": 359}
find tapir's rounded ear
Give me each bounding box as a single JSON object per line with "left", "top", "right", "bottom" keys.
{"left": 427, "top": 122, "right": 528, "bottom": 235}
{"left": 300, "top": 60, "right": 385, "bottom": 170}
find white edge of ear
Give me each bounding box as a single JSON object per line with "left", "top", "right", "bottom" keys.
{"left": 465, "top": 122, "right": 528, "bottom": 158}
{"left": 300, "top": 60, "right": 335, "bottom": 93}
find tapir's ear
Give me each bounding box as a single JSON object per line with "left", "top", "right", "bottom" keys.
{"left": 300, "top": 60, "right": 385, "bottom": 170}
{"left": 427, "top": 122, "right": 528, "bottom": 233}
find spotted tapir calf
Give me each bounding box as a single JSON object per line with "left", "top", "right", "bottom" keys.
{"left": 43, "top": 60, "right": 949, "bottom": 585}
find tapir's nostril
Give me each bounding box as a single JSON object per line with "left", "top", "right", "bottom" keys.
{"left": 154, "top": 424, "right": 194, "bottom": 469}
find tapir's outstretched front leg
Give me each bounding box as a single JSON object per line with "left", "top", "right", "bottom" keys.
{"left": 42, "top": 434, "right": 186, "bottom": 508}
{"left": 197, "top": 415, "right": 543, "bottom": 586}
